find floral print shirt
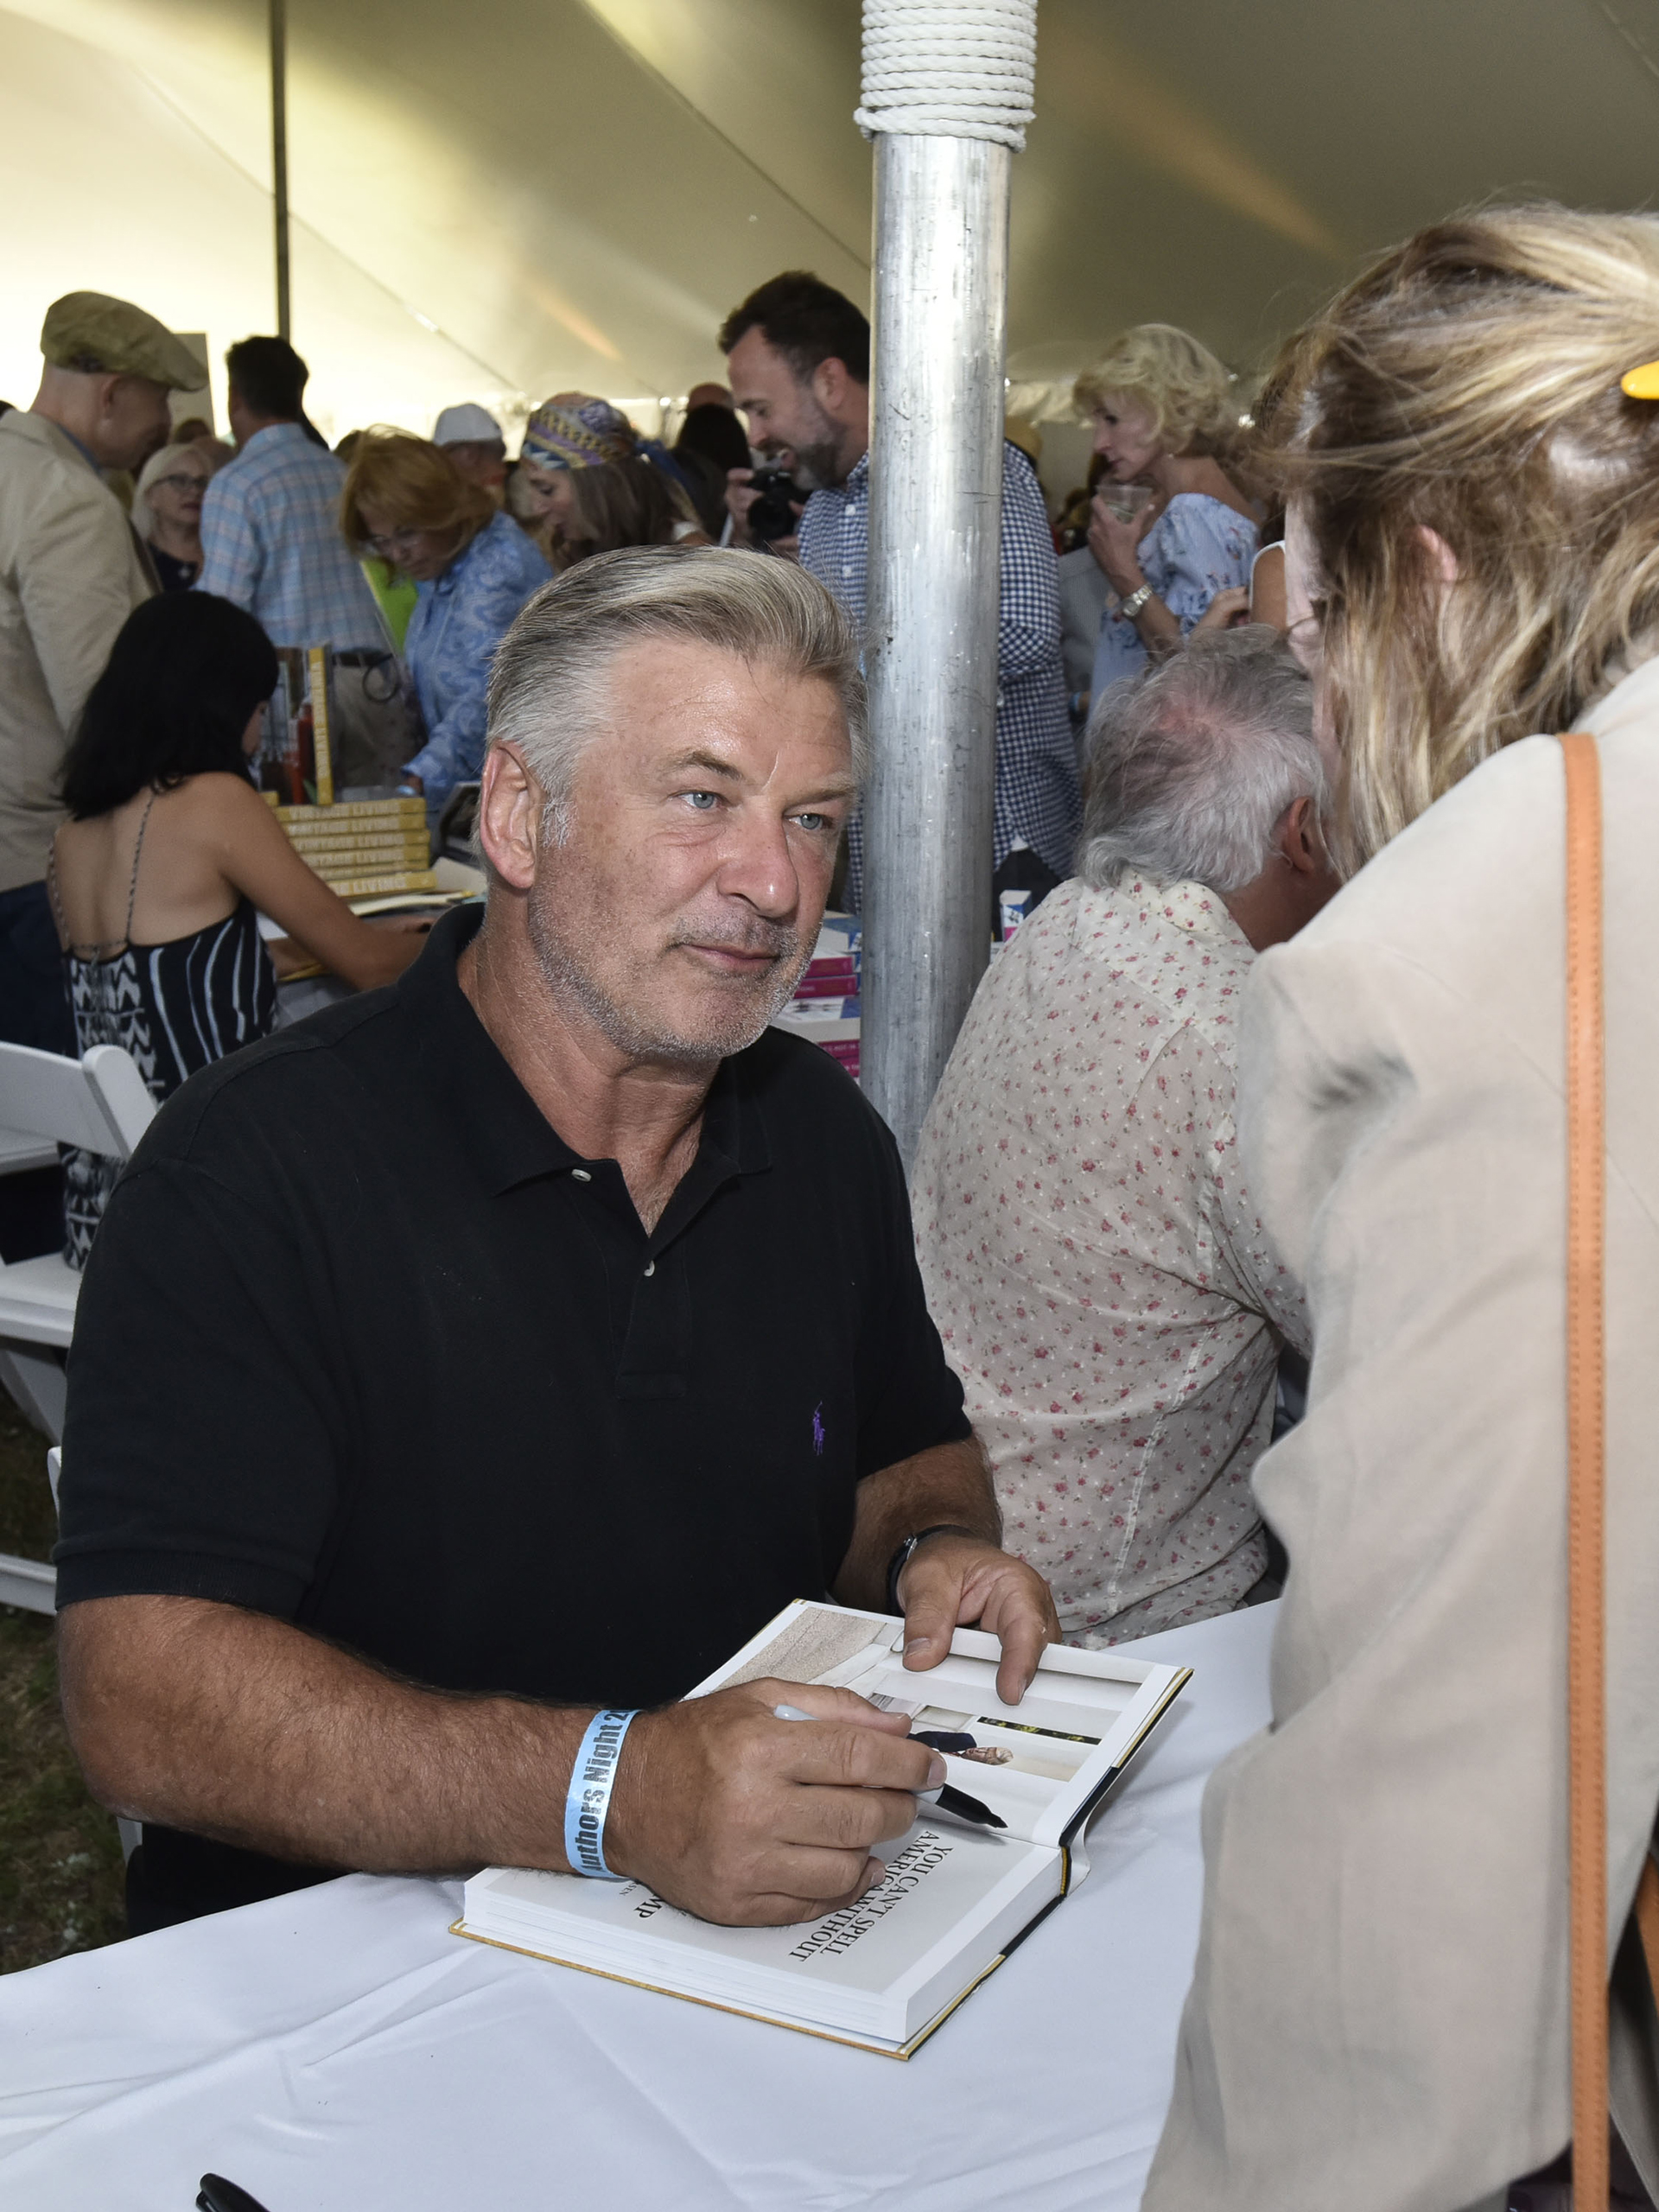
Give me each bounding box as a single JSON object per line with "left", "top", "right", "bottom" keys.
{"left": 911, "top": 873, "right": 1307, "bottom": 1643}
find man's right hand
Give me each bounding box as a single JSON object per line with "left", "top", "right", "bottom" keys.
{"left": 605, "top": 1677, "right": 943, "bottom": 1925}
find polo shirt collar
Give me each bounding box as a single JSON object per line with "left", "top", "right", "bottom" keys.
{"left": 400, "top": 905, "right": 771, "bottom": 1209}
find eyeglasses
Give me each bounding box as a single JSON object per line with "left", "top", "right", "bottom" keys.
{"left": 152, "top": 474, "right": 207, "bottom": 494}
{"left": 364, "top": 527, "right": 429, "bottom": 556}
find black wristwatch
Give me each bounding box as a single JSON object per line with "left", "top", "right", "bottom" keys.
{"left": 886, "top": 1523, "right": 983, "bottom": 1616}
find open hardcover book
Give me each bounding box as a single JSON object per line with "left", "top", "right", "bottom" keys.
{"left": 454, "top": 1599, "right": 1190, "bottom": 2057}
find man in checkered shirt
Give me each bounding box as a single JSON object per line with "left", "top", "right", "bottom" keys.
{"left": 721, "top": 274, "right": 1079, "bottom": 915}
{"left": 197, "top": 337, "right": 408, "bottom": 785}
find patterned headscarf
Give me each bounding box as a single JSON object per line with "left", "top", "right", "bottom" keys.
{"left": 520, "top": 393, "right": 637, "bottom": 473}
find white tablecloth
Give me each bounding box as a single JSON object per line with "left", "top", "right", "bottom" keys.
{"left": 0, "top": 1601, "right": 1274, "bottom": 2212}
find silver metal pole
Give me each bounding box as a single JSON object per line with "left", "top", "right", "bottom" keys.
{"left": 270, "top": 0, "right": 291, "bottom": 340}
{"left": 861, "top": 130, "right": 1011, "bottom": 1167}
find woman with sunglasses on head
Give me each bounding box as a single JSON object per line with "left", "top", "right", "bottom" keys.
{"left": 340, "top": 431, "right": 552, "bottom": 817}
{"left": 1143, "top": 207, "right": 1659, "bottom": 2212}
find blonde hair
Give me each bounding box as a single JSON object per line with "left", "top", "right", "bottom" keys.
{"left": 130, "top": 440, "right": 218, "bottom": 540}
{"left": 340, "top": 429, "right": 494, "bottom": 563}
{"left": 1073, "top": 324, "right": 1241, "bottom": 462}
{"left": 1270, "top": 205, "right": 1659, "bottom": 874}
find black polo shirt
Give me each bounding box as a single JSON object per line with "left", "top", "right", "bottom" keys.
{"left": 56, "top": 906, "right": 969, "bottom": 1926}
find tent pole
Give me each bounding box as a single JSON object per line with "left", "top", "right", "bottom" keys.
{"left": 270, "top": 0, "right": 291, "bottom": 340}
{"left": 857, "top": 2, "right": 1035, "bottom": 1170}
{"left": 861, "top": 131, "right": 1007, "bottom": 1167}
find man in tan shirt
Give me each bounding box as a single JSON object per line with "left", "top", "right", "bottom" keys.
{"left": 911, "top": 628, "right": 1337, "bottom": 1643}
{"left": 0, "top": 291, "right": 202, "bottom": 1052}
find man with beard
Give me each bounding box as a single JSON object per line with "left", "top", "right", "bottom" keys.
{"left": 54, "top": 546, "right": 1058, "bottom": 1936}
{"left": 719, "top": 272, "right": 1080, "bottom": 915}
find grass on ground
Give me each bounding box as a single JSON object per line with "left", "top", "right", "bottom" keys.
{"left": 0, "top": 1391, "right": 127, "bottom": 1972}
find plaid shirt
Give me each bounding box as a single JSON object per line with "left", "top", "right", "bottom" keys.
{"left": 798, "top": 442, "right": 1080, "bottom": 911}
{"left": 196, "top": 423, "right": 385, "bottom": 652}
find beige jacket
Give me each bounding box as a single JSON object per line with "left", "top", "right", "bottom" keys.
{"left": 1143, "top": 656, "right": 1659, "bottom": 2212}
{"left": 0, "top": 411, "right": 154, "bottom": 891}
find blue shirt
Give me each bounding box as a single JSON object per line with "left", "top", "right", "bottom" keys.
{"left": 1090, "top": 493, "right": 1257, "bottom": 705}
{"left": 196, "top": 423, "right": 385, "bottom": 652}
{"left": 403, "top": 512, "right": 552, "bottom": 804}
{"left": 798, "top": 443, "right": 1081, "bottom": 909}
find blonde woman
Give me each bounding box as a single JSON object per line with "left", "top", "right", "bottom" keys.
{"left": 1075, "top": 324, "right": 1257, "bottom": 709}
{"left": 130, "top": 439, "right": 222, "bottom": 591}
{"left": 1144, "top": 208, "right": 1659, "bottom": 2212}
{"left": 340, "top": 431, "right": 551, "bottom": 810}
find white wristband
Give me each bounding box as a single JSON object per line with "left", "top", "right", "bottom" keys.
{"left": 563, "top": 1708, "right": 638, "bottom": 1878}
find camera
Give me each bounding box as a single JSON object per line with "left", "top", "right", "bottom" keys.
{"left": 746, "top": 465, "right": 804, "bottom": 541}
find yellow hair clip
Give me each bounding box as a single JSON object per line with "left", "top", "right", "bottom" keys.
{"left": 1620, "top": 361, "right": 1659, "bottom": 399}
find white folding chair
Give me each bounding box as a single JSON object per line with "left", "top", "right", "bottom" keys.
{"left": 0, "top": 1043, "right": 154, "bottom": 1616}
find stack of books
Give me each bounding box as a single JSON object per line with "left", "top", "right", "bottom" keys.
{"left": 265, "top": 794, "right": 438, "bottom": 900}
{"left": 772, "top": 912, "right": 861, "bottom": 1077}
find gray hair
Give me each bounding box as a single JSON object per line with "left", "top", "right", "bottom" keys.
{"left": 486, "top": 544, "right": 868, "bottom": 829}
{"left": 1078, "top": 625, "right": 1324, "bottom": 895}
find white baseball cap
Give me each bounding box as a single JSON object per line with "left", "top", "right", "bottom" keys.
{"left": 433, "top": 403, "right": 503, "bottom": 446}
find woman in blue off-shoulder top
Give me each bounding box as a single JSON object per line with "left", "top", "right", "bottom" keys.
{"left": 1076, "top": 324, "right": 1259, "bottom": 712}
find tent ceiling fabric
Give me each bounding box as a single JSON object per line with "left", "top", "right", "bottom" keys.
{"left": 3, "top": 0, "right": 1659, "bottom": 442}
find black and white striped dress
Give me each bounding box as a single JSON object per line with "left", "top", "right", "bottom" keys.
{"left": 53, "top": 795, "right": 276, "bottom": 1267}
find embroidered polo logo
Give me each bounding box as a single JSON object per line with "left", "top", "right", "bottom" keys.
{"left": 811, "top": 1402, "right": 825, "bottom": 1456}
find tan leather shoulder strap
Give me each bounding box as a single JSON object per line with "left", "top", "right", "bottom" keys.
{"left": 1561, "top": 728, "right": 1609, "bottom": 2212}
{"left": 1637, "top": 1857, "right": 1659, "bottom": 2005}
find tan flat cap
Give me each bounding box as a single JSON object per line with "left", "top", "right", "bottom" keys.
{"left": 41, "top": 292, "right": 205, "bottom": 391}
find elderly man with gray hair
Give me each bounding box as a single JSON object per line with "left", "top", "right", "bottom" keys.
{"left": 912, "top": 626, "right": 1338, "bottom": 1645}
{"left": 54, "top": 543, "right": 1057, "bottom": 1936}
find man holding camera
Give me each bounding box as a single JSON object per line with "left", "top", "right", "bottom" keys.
{"left": 719, "top": 272, "right": 1079, "bottom": 915}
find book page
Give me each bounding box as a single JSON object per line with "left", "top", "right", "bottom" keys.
{"left": 465, "top": 1816, "right": 1060, "bottom": 2042}
{"left": 690, "top": 1600, "right": 1178, "bottom": 1850}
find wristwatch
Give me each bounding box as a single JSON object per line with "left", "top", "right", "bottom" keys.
{"left": 1116, "top": 582, "right": 1154, "bottom": 622}
{"left": 886, "top": 1523, "right": 982, "bottom": 1617}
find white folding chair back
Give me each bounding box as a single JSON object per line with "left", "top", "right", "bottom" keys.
{"left": 0, "top": 1041, "right": 156, "bottom": 1446}
{"left": 0, "top": 1039, "right": 154, "bottom": 1160}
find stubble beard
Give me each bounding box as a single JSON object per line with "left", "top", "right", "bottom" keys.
{"left": 526, "top": 882, "right": 811, "bottom": 1065}
{"left": 768, "top": 390, "right": 852, "bottom": 494}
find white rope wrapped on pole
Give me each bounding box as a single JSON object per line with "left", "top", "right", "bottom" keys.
{"left": 855, "top": 0, "right": 1037, "bottom": 147}
{"left": 857, "top": 0, "right": 1039, "bottom": 1166}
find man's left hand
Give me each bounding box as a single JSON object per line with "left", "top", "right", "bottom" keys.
{"left": 897, "top": 1533, "right": 1060, "bottom": 1705}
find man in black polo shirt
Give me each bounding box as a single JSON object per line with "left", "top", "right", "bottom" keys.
{"left": 56, "top": 544, "right": 1058, "bottom": 1934}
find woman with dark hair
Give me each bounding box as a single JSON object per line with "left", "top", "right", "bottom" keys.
{"left": 50, "top": 592, "right": 427, "bottom": 1261}
{"left": 515, "top": 394, "right": 708, "bottom": 569}
{"left": 673, "top": 400, "right": 753, "bottom": 537}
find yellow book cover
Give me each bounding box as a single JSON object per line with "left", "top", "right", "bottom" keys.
{"left": 321, "top": 867, "right": 440, "bottom": 899}
{"left": 286, "top": 833, "right": 430, "bottom": 863}
{"left": 275, "top": 797, "right": 425, "bottom": 825}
